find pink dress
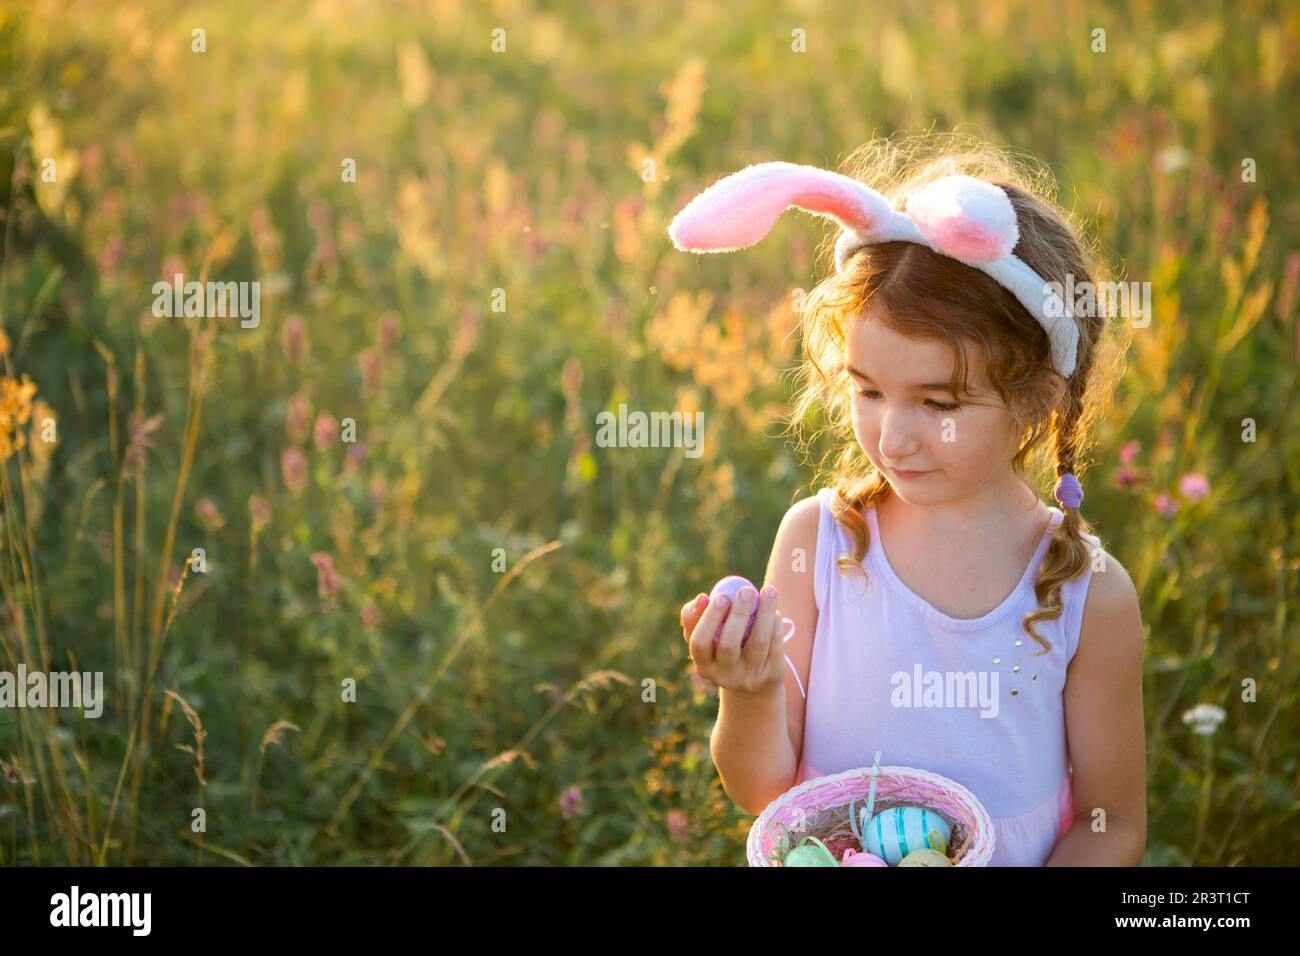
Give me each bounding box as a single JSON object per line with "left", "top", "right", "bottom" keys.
{"left": 794, "top": 487, "right": 1102, "bottom": 866}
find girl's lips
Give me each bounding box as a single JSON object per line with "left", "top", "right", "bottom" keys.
{"left": 891, "top": 468, "right": 934, "bottom": 478}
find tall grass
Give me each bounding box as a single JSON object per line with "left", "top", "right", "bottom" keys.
{"left": 0, "top": 0, "right": 1297, "bottom": 865}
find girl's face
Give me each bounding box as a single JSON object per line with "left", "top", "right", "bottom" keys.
{"left": 845, "top": 317, "right": 1022, "bottom": 505}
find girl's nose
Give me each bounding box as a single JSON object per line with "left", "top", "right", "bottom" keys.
{"left": 878, "top": 407, "right": 920, "bottom": 461}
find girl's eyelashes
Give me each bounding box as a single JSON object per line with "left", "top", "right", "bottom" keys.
{"left": 854, "top": 387, "right": 960, "bottom": 413}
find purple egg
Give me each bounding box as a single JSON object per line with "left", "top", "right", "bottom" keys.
{"left": 709, "top": 575, "right": 759, "bottom": 646}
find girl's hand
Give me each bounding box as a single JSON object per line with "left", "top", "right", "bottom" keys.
{"left": 680, "top": 585, "right": 786, "bottom": 696}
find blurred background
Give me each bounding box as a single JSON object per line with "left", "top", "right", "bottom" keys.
{"left": 0, "top": 0, "right": 1296, "bottom": 865}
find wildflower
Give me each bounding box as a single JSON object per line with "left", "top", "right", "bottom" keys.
{"left": 286, "top": 392, "right": 312, "bottom": 444}
{"left": 123, "top": 411, "right": 163, "bottom": 481}
{"left": 313, "top": 239, "right": 339, "bottom": 271}
{"left": 1181, "top": 703, "right": 1226, "bottom": 736}
{"left": 1112, "top": 464, "right": 1144, "bottom": 491}
{"left": 313, "top": 411, "right": 338, "bottom": 451}
{"left": 1178, "top": 472, "right": 1210, "bottom": 502}
{"left": 282, "top": 315, "right": 307, "bottom": 364}
{"left": 1, "top": 601, "right": 21, "bottom": 632}
{"left": 379, "top": 311, "right": 399, "bottom": 351}
{"left": 307, "top": 198, "right": 329, "bottom": 232}
{"left": 561, "top": 196, "right": 584, "bottom": 232}
{"left": 1119, "top": 440, "right": 1140, "bottom": 465}
{"left": 0, "top": 373, "right": 37, "bottom": 460}
{"left": 1152, "top": 491, "right": 1178, "bottom": 518}
{"left": 1276, "top": 251, "right": 1300, "bottom": 320}
{"left": 368, "top": 475, "right": 387, "bottom": 509}
{"left": 559, "top": 786, "right": 584, "bottom": 820}
{"left": 361, "top": 601, "right": 381, "bottom": 632}
{"left": 99, "top": 234, "right": 124, "bottom": 274}
{"left": 82, "top": 143, "right": 102, "bottom": 177}
{"left": 684, "top": 741, "right": 705, "bottom": 769}
{"left": 311, "top": 552, "right": 342, "bottom": 608}
{"left": 249, "top": 495, "right": 272, "bottom": 533}
{"left": 160, "top": 254, "right": 185, "bottom": 283}
{"left": 170, "top": 192, "right": 207, "bottom": 220}
{"left": 1156, "top": 145, "right": 1192, "bottom": 173}
{"left": 250, "top": 208, "right": 271, "bottom": 242}
{"left": 561, "top": 357, "right": 583, "bottom": 403}
{"left": 281, "top": 447, "right": 308, "bottom": 493}
{"left": 339, "top": 218, "right": 362, "bottom": 250}
{"left": 358, "top": 347, "right": 382, "bottom": 395}
{"left": 195, "top": 498, "right": 225, "bottom": 531}
{"left": 666, "top": 809, "right": 690, "bottom": 844}
{"left": 345, "top": 442, "right": 366, "bottom": 472}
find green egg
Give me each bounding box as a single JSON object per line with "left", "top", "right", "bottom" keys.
{"left": 783, "top": 838, "right": 839, "bottom": 866}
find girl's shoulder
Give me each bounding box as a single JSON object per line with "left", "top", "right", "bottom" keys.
{"left": 770, "top": 492, "right": 825, "bottom": 585}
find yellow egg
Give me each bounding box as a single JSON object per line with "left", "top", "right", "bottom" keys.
{"left": 897, "top": 848, "right": 953, "bottom": 867}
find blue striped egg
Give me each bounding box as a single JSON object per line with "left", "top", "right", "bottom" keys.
{"left": 864, "top": 806, "right": 952, "bottom": 866}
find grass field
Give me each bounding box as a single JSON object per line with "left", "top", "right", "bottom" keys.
{"left": 0, "top": 0, "right": 1297, "bottom": 865}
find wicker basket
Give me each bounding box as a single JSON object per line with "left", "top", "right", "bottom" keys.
{"left": 747, "top": 765, "right": 996, "bottom": 867}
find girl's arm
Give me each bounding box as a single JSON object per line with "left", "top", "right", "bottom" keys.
{"left": 1047, "top": 551, "right": 1148, "bottom": 865}
{"left": 709, "top": 495, "right": 820, "bottom": 816}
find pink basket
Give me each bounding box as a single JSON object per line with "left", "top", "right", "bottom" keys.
{"left": 747, "top": 765, "right": 996, "bottom": 866}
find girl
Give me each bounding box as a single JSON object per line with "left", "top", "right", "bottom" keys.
{"left": 674, "top": 137, "right": 1146, "bottom": 866}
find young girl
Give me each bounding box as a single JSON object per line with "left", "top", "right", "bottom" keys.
{"left": 674, "top": 137, "right": 1147, "bottom": 866}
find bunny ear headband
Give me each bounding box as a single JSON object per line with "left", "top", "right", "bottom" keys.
{"left": 666, "top": 161, "right": 1079, "bottom": 379}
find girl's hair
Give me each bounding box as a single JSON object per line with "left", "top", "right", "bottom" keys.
{"left": 786, "top": 132, "right": 1130, "bottom": 653}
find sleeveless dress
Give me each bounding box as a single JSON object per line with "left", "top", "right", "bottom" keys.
{"left": 793, "top": 487, "right": 1102, "bottom": 866}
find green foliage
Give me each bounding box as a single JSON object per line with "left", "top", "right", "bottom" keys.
{"left": 0, "top": 0, "right": 1297, "bottom": 866}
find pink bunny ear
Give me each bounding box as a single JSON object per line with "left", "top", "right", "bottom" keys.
{"left": 668, "top": 161, "right": 893, "bottom": 254}
{"left": 904, "top": 175, "right": 1020, "bottom": 265}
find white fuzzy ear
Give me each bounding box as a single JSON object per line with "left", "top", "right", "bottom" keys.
{"left": 904, "top": 176, "right": 1020, "bottom": 265}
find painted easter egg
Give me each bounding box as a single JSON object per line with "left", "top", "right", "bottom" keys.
{"left": 709, "top": 575, "right": 759, "bottom": 646}
{"left": 839, "top": 848, "right": 888, "bottom": 867}
{"left": 863, "top": 806, "right": 953, "bottom": 866}
{"left": 897, "top": 848, "right": 953, "bottom": 867}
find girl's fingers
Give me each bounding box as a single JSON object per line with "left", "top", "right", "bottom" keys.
{"left": 714, "top": 588, "right": 756, "bottom": 669}
{"left": 742, "top": 589, "right": 778, "bottom": 676}
{"left": 681, "top": 598, "right": 702, "bottom": 629}
{"left": 681, "top": 593, "right": 706, "bottom": 622}
{"left": 680, "top": 593, "right": 706, "bottom": 641}
{"left": 688, "top": 596, "right": 727, "bottom": 665}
